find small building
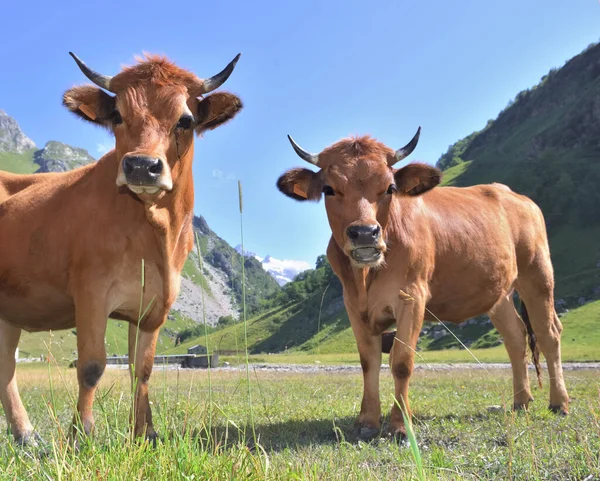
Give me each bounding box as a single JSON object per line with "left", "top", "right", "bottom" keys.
{"left": 183, "top": 353, "right": 219, "bottom": 369}
{"left": 187, "top": 344, "right": 207, "bottom": 355}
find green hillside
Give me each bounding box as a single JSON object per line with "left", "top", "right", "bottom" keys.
{"left": 0, "top": 149, "right": 38, "bottom": 174}
{"left": 18, "top": 310, "right": 201, "bottom": 362}
{"left": 438, "top": 41, "right": 600, "bottom": 300}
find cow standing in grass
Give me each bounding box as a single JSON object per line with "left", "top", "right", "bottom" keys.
{"left": 277, "top": 130, "right": 569, "bottom": 440}
{"left": 0, "top": 53, "right": 243, "bottom": 444}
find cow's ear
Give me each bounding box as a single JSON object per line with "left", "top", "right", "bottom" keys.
{"left": 195, "top": 92, "right": 243, "bottom": 135}
{"left": 277, "top": 168, "right": 322, "bottom": 202}
{"left": 63, "top": 85, "right": 116, "bottom": 129}
{"left": 394, "top": 163, "right": 442, "bottom": 196}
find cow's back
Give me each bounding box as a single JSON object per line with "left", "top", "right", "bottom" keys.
{"left": 395, "top": 183, "right": 547, "bottom": 321}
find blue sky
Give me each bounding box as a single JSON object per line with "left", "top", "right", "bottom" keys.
{"left": 1, "top": 0, "right": 599, "bottom": 267}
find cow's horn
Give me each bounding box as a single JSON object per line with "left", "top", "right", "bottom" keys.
{"left": 69, "top": 52, "right": 114, "bottom": 92}
{"left": 391, "top": 127, "right": 421, "bottom": 166}
{"left": 287, "top": 135, "right": 319, "bottom": 166}
{"left": 199, "top": 53, "right": 242, "bottom": 94}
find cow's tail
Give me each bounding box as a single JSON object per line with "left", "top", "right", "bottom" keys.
{"left": 521, "top": 301, "right": 542, "bottom": 388}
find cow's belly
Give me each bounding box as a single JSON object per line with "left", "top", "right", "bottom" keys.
{"left": 426, "top": 263, "right": 516, "bottom": 323}
{"left": 0, "top": 283, "right": 76, "bottom": 331}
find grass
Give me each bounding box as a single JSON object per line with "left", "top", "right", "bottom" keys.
{"left": 16, "top": 312, "right": 197, "bottom": 362}
{"left": 0, "top": 149, "right": 38, "bottom": 174}
{"left": 0, "top": 364, "right": 598, "bottom": 480}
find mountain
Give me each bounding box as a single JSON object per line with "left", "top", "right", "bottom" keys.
{"left": 190, "top": 216, "right": 281, "bottom": 317}
{"left": 0, "top": 110, "right": 280, "bottom": 330}
{"left": 34, "top": 141, "right": 95, "bottom": 172}
{"left": 235, "top": 245, "right": 312, "bottom": 285}
{"left": 438, "top": 41, "right": 600, "bottom": 302}
{"left": 0, "top": 109, "right": 36, "bottom": 153}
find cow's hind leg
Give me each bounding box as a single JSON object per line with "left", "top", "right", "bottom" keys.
{"left": 128, "top": 324, "right": 160, "bottom": 442}
{"left": 0, "top": 319, "right": 35, "bottom": 444}
{"left": 516, "top": 260, "right": 569, "bottom": 414}
{"left": 488, "top": 294, "right": 534, "bottom": 410}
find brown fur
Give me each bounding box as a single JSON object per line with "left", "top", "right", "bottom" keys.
{"left": 0, "top": 54, "right": 243, "bottom": 443}
{"left": 278, "top": 134, "right": 570, "bottom": 438}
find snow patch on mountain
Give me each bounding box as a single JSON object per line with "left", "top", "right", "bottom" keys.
{"left": 235, "top": 245, "right": 311, "bottom": 285}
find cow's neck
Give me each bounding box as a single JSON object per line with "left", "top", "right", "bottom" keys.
{"left": 144, "top": 151, "right": 195, "bottom": 308}
{"left": 331, "top": 197, "right": 421, "bottom": 328}
{"left": 94, "top": 149, "right": 195, "bottom": 314}
{"left": 329, "top": 240, "right": 373, "bottom": 322}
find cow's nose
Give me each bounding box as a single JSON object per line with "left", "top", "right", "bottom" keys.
{"left": 122, "top": 156, "right": 163, "bottom": 184}
{"left": 347, "top": 224, "right": 381, "bottom": 246}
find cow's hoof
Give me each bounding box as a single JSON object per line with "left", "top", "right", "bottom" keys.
{"left": 549, "top": 404, "right": 568, "bottom": 416}
{"left": 389, "top": 429, "right": 409, "bottom": 446}
{"left": 14, "top": 431, "right": 43, "bottom": 447}
{"left": 145, "top": 431, "right": 161, "bottom": 448}
{"left": 513, "top": 395, "right": 534, "bottom": 412}
{"left": 357, "top": 426, "right": 380, "bottom": 441}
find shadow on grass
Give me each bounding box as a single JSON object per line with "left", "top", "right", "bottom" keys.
{"left": 183, "top": 415, "right": 361, "bottom": 452}
{"left": 183, "top": 408, "right": 505, "bottom": 452}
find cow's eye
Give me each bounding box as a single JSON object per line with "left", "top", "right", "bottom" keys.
{"left": 110, "top": 110, "right": 122, "bottom": 125}
{"left": 386, "top": 184, "right": 397, "bottom": 195}
{"left": 322, "top": 185, "right": 335, "bottom": 196}
{"left": 176, "top": 115, "right": 194, "bottom": 130}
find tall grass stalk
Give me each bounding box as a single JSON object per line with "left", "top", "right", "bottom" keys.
{"left": 394, "top": 394, "right": 426, "bottom": 481}
{"left": 130, "top": 258, "right": 155, "bottom": 442}
{"left": 238, "top": 180, "right": 256, "bottom": 444}
{"left": 194, "top": 230, "right": 213, "bottom": 439}
{"left": 316, "top": 283, "right": 330, "bottom": 355}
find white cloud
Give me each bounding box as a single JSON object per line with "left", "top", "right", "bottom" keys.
{"left": 96, "top": 142, "right": 112, "bottom": 155}
{"left": 212, "top": 168, "right": 235, "bottom": 181}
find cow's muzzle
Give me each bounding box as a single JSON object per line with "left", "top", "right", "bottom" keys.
{"left": 120, "top": 155, "right": 172, "bottom": 195}
{"left": 346, "top": 224, "right": 384, "bottom": 264}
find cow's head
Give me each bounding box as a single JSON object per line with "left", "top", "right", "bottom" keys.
{"left": 63, "top": 53, "right": 243, "bottom": 202}
{"left": 277, "top": 130, "right": 441, "bottom": 268}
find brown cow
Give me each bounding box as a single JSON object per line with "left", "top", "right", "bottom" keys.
{"left": 277, "top": 129, "right": 569, "bottom": 440}
{"left": 0, "top": 52, "right": 243, "bottom": 444}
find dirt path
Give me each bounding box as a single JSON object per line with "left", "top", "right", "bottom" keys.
{"left": 216, "top": 362, "right": 600, "bottom": 373}
{"left": 107, "top": 361, "right": 600, "bottom": 373}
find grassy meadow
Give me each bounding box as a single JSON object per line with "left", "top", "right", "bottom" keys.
{"left": 0, "top": 363, "right": 598, "bottom": 480}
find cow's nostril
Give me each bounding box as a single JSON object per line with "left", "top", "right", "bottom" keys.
{"left": 347, "top": 228, "right": 359, "bottom": 240}
{"left": 123, "top": 158, "right": 134, "bottom": 175}
{"left": 372, "top": 226, "right": 381, "bottom": 238}
{"left": 148, "top": 161, "right": 163, "bottom": 175}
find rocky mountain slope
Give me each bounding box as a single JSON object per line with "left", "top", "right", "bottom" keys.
{"left": 0, "top": 109, "right": 36, "bottom": 153}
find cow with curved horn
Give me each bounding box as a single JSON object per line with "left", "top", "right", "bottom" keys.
{"left": 0, "top": 52, "right": 243, "bottom": 444}
{"left": 277, "top": 130, "right": 569, "bottom": 440}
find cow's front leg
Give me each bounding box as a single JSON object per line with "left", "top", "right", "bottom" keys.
{"left": 128, "top": 323, "right": 160, "bottom": 442}
{"left": 389, "top": 288, "right": 425, "bottom": 440}
{"left": 73, "top": 298, "right": 108, "bottom": 439}
{"left": 348, "top": 306, "right": 382, "bottom": 440}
